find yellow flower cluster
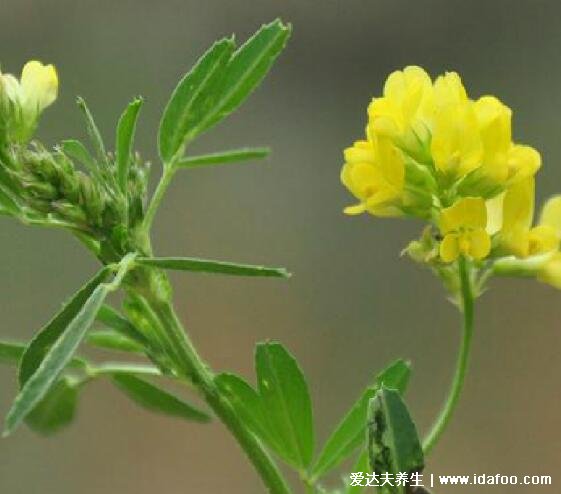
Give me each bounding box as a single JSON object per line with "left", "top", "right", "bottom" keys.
{"left": 342, "top": 66, "right": 561, "bottom": 288}
{"left": 0, "top": 60, "right": 58, "bottom": 142}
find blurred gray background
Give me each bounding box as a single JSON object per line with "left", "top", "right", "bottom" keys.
{"left": 1, "top": 1, "right": 560, "bottom": 493}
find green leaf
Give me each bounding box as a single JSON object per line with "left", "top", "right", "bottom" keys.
{"left": 176, "top": 147, "right": 270, "bottom": 169}
{"left": 96, "top": 304, "right": 148, "bottom": 347}
{"left": 0, "top": 341, "right": 26, "bottom": 364}
{"left": 60, "top": 139, "right": 96, "bottom": 171}
{"left": 255, "top": 342, "right": 314, "bottom": 469}
{"left": 347, "top": 449, "right": 369, "bottom": 494}
{"left": 116, "top": 97, "right": 143, "bottom": 191}
{"left": 368, "top": 387, "right": 424, "bottom": 494}
{"left": 111, "top": 373, "right": 210, "bottom": 423}
{"left": 5, "top": 276, "right": 112, "bottom": 436}
{"left": 19, "top": 267, "right": 111, "bottom": 385}
{"left": 376, "top": 359, "right": 412, "bottom": 393}
{"left": 215, "top": 372, "right": 282, "bottom": 451}
{"left": 25, "top": 377, "right": 79, "bottom": 435}
{"left": 86, "top": 330, "right": 144, "bottom": 353}
{"left": 76, "top": 97, "right": 108, "bottom": 166}
{"left": 312, "top": 360, "right": 411, "bottom": 478}
{"left": 158, "top": 20, "right": 290, "bottom": 163}
{"left": 197, "top": 19, "right": 292, "bottom": 135}
{"left": 158, "top": 38, "right": 235, "bottom": 162}
{"left": 136, "top": 256, "right": 290, "bottom": 278}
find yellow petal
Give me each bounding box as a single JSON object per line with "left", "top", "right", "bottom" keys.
{"left": 502, "top": 177, "right": 534, "bottom": 232}
{"left": 507, "top": 144, "right": 541, "bottom": 182}
{"left": 466, "top": 228, "right": 491, "bottom": 260}
{"left": 486, "top": 192, "right": 505, "bottom": 235}
{"left": 433, "top": 72, "right": 468, "bottom": 108}
{"left": 474, "top": 96, "right": 512, "bottom": 156}
{"left": 368, "top": 97, "right": 403, "bottom": 137}
{"left": 431, "top": 100, "right": 483, "bottom": 177}
{"left": 528, "top": 225, "right": 559, "bottom": 255}
{"left": 538, "top": 195, "right": 561, "bottom": 234}
{"left": 375, "top": 137, "right": 405, "bottom": 190}
{"left": 343, "top": 140, "right": 376, "bottom": 164}
{"left": 440, "top": 197, "right": 487, "bottom": 234}
{"left": 440, "top": 233, "right": 460, "bottom": 262}
{"left": 538, "top": 253, "right": 561, "bottom": 289}
{"left": 369, "top": 66, "right": 433, "bottom": 138}
{"left": 500, "top": 226, "right": 530, "bottom": 258}
{"left": 20, "top": 60, "right": 58, "bottom": 113}
{"left": 343, "top": 203, "right": 367, "bottom": 215}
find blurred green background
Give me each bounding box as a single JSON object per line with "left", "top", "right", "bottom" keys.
{"left": 1, "top": 1, "right": 560, "bottom": 493}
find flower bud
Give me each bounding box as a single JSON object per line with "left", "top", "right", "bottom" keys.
{"left": 0, "top": 61, "right": 58, "bottom": 143}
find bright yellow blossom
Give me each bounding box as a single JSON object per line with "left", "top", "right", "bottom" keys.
{"left": 487, "top": 178, "right": 560, "bottom": 258}
{"left": 341, "top": 136, "right": 405, "bottom": 217}
{"left": 0, "top": 60, "right": 58, "bottom": 141}
{"left": 439, "top": 197, "right": 491, "bottom": 262}
{"left": 367, "top": 66, "right": 433, "bottom": 158}
{"left": 431, "top": 72, "right": 482, "bottom": 179}
{"left": 473, "top": 96, "right": 540, "bottom": 185}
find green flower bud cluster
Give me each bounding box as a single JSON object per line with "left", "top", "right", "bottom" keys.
{"left": 0, "top": 141, "right": 150, "bottom": 263}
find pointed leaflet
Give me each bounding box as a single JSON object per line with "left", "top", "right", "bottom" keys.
{"left": 86, "top": 330, "right": 144, "bottom": 353}
{"left": 176, "top": 147, "right": 270, "bottom": 169}
{"left": 158, "top": 38, "right": 234, "bottom": 162}
{"left": 5, "top": 268, "right": 113, "bottom": 436}
{"left": 255, "top": 342, "right": 314, "bottom": 469}
{"left": 76, "top": 97, "right": 108, "bottom": 167}
{"left": 116, "top": 97, "right": 143, "bottom": 191}
{"left": 19, "top": 267, "right": 111, "bottom": 385}
{"left": 215, "top": 372, "right": 283, "bottom": 452}
{"left": 136, "top": 256, "right": 289, "bottom": 278}
{"left": 311, "top": 360, "right": 411, "bottom": 478}
{"left": 368, "top": 387, "right": 424, "bottom": 494}
{"left": 112, "top": 373, "right": 210, "bottom": 423}
{"left": 196, "top": 19, "right": 291, "bottom": 135}
{"left": 158, "top": 20, "right": 290, "bottom": 162}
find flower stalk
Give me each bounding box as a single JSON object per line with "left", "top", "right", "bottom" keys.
{"left": 423, "top": 256, "right": 475, "bottom": 454}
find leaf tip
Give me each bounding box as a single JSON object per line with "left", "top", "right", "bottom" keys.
{"left": 279, "top": 268, "right": 292, "bottom": 279}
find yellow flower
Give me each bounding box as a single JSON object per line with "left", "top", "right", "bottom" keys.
{"left": 487, "top": 178, "right": 560, "bottom": 258}
{"left": 538, "top": 252, "right": 561, "bottom": 288}
{"left": 367, "top": 66, "right": 433, "bottom": 157}
{"left": 439, "top": 197, "right": 491, "bottom": 262}
{"left": 0, "top": 60, "right": 58, "bottom": 141}
{"left": 341, "top": 136, "right": 405, "bottom": 217}
{"left": 474, "top": 96, "right": 540, "bottom": 185}
{"left": 431, "top": 72, "right": 482, "bottom": 179}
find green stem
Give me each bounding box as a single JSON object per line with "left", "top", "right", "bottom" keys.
{"left": 140, "top": 278, "right": 292, "bottom": 494}
{"left": 137, "top": 158, "right": 291, "bottom": 493}
{"left": 423, "top": 256, "right": 474, "bottom": 455}
{"left": 142, "top": 165, "right": 176, "bottom": 235}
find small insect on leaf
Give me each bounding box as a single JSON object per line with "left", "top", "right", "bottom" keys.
{"left": 368, "top": 387, "right": 424, "bottom": 494}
